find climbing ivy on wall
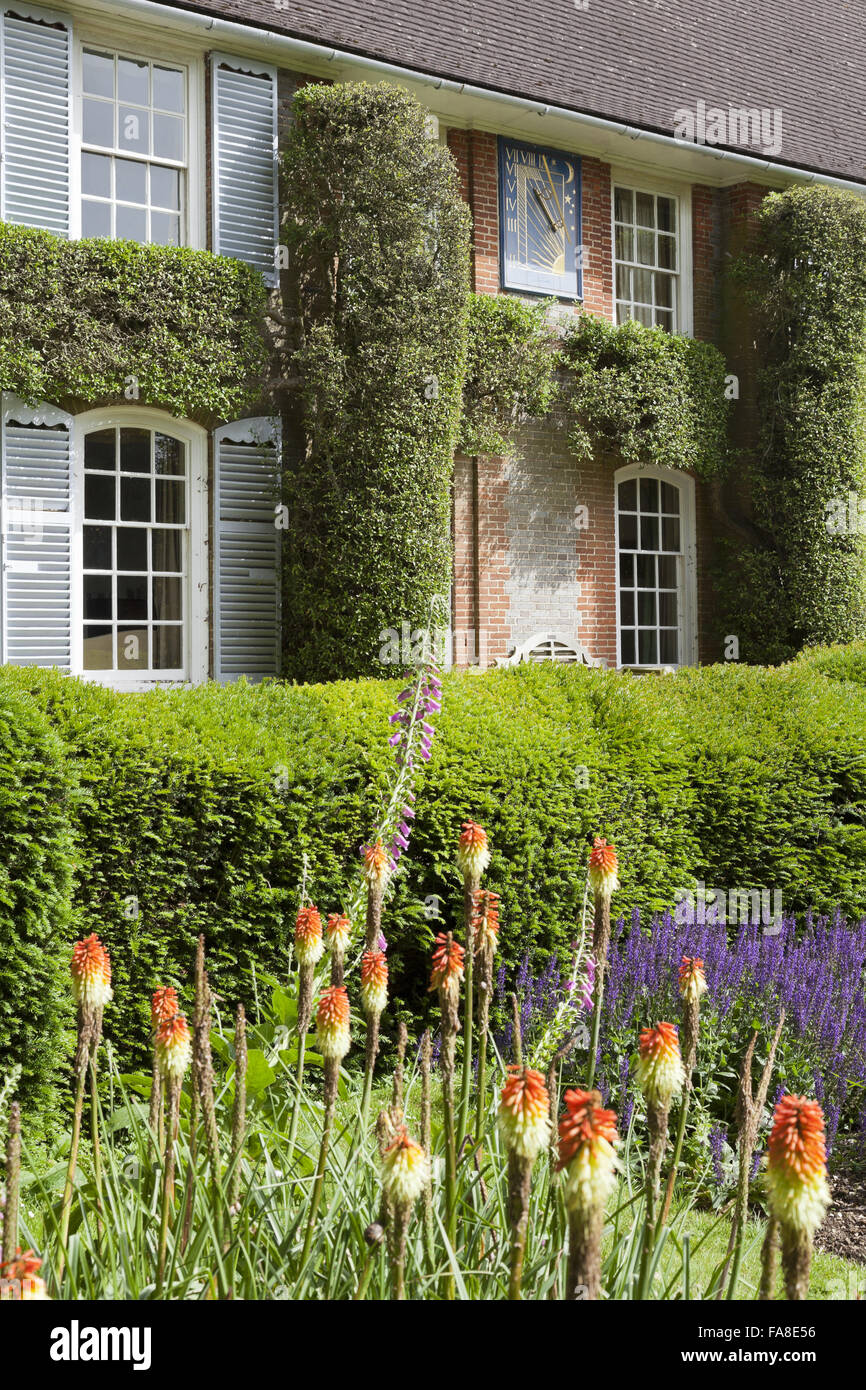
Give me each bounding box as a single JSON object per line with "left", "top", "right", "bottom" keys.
{"left": 0, "top": 224, "right": 268, "bottom": 424}
{"left": 716, "top": 185, "right": 866, "bottom": 662}
{"left": 458, "top": 293, "right": 557, "bottom": 456}
{"left": 558, "top": 312, "right": 732, "bottom": 479}
{"left": 278, "top": 82, "right": 471, "bottom": 682}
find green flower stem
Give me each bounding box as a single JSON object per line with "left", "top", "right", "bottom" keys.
{"left": 156, "top": 1077, "right": 180, "bottom": 1295}
{"left": 458, "top": 878, "right": 479, "bottom": 1145}
{"left": 586, "top": 893, "right": 610, "bottom": 1089}
{"left": 56, "top": 1048, "right": 89, "bottom": 1286}
{"left": 301, "top": 1064, "right": 337, "bottom": 1267}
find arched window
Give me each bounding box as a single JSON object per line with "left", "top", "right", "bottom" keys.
{"left": 73, "top": 409, "right": 207, "bottom": 684}
{"left": 615, "top": 465, "right": 697, "bottom": 669}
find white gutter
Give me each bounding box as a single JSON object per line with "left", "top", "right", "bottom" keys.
{"left": 95, "top": 0, "right": 866, "bottom": 194}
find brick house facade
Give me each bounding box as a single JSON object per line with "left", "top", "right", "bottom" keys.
{"left": 0, "top": 0, "right": 862, "bottom": 683}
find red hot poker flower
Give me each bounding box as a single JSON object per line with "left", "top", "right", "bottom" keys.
{"left": 587, "top": 838, "right": 619, "bottom": 900}
{"left": 151, "top": 986, "right": 179, "bottom": 1028}
{"left": 456, "top": 821, "right": 491, "bottom": 883}
{"left": 294, "top": 905, "right": 324, "bottom": 968}
{"left": 70, "top": 933, "right": 112, "bottom": 1011}
{"left": 428, "top": 933, "right": 465, "bottom": 997}
{"left": 678, "top": 957, "right": 707, "bottom": 1002}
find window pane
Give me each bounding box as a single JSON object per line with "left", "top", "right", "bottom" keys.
{"left": 151, "top": 211, "right": 180, "bottom": 246}
{"left": 85, "top": 429, "right": 115, "bottom": 471}
{"left": 117, "top": 626, "right": 148, "bottom": 669}
{"left": 616, "top": 302, "right": 631, "bottom": 325}
{"left": 83, "top": 626, "right": 114, "bottom": 670}
{"left": 657, "top": 555, "right": 677, "bottom": 589}
{"left": 116, "top": 159, "right": 147, "bottom": 205}
{"left": 660, "top": 482, "right": 680, "bottom": 515}
{"left": 659, "top": 591, "right": 678, "bottom": 626}
{"left": 153, "top": 113, "right": 184, "bottom": 161}
{"left": 155, "top": 435, "right": 184, "bottom": 476}
{"left": 615, "top": 225, "right": 633, "bottom": 262}
{"left": 118, "top": 58, "right": 149, "bottom": 106}
{"left": 658, "top": 234, "right": 676, "bottom": 270}
{"left": 85, "top": 473, "right": 115, "bottom": 520}
{"left": 635, "top": 305, "right": 653, "bottom": 327}
{"left": 638, "top": 629, "right": 658, "bottom": 664}
{"left": 121, "top": 476, "right": 150, "bottom": 522}
{"left": 638, "top": 591, "right": 657, "bottom": 625}
{"left": 121, "top": 428, "right": 150, "bottom": 473}
{"left": 84, "top": 525, "right": 112, "bottom": 569}
{"left": 639, "top": 477, "right": 659, "bottom": 512}
{"left": 637, "top": 554, "right": 655, "bottom": 587}
{"left": 662, "top": 516, "right": 681, "bottom": 552}
{"left": 618, "top": 478, "right": 637, "bottom": 510}
{"left": 636, "top": 192, "right": 654, "bottom": 227}
{"left": 152, "top": 529, "right": 183, "bottom": 572}
{"left": 614, "top": 187, "right": 633, "bottom": 223}
{"left": 117, "top": 528, "right": 147, "bottom": 571}
{"left": 116, "top": 204, "right": 147, "bottom": 242}
{"left": 83, "top": 50, "right": 114, "bottom": 98}
{"left": 633, "top": 269, "right": 653, "bottom": 304}
{"left": 151, "top": 165, "right": 180, "bottom": 210}
{"left": 620, "top": 591, "right": 635, "bottom": 626}
{"left": 155, "top": 479, "right": 185, "bottom": 524}
{"left": 83, "top": 574, "right": 112, "bottom": 620}
{"left": 620, "top": 629, "right": 636, "bottom": 665}
{"left": 83, "top": 97, "right": 114, "bottom": 148}
{"left": 117, "top": 575, "right": 148, "bottom": 620}
{"left": 82, "top": 200, "right": 112, "bottom": 238}
{"left": 660, "top": 629, "right": 679, "bottom": 664}
{"left": 153, "top": 626, "right": 182, "bottom": 669}
{"left": 82, "top": 152, "right": 111, "bottom": 198}
{"left": 655, "top": 309, "right": 673, "bottom": 332}
{"left": 640, "top": 514, "right": 659, "bottom": 550}
{"left": 619, "top": 552, "right": 634, "bottom": 586}
{"left": 655, "top": 274, "right": 673, "bottom": 309}
{"left": 118, "top": 106, "right": 149, "bottom": 154}
{"left": 619, "top": 512, "right": 638, "bottom": 549}
{"left": 637, "top": 229, "right": 654, "bottom": 266}
{"left": 153, "top": 66, "right": 184, "bottom": 113}
{"left": 153, "top": 576, "right": 182, "bottom": 621}
{"left": 615, "top": 264, "right": 630, "bottom": 300}
{"left": 657, "top": 197, "right": 675, "bottom": 233}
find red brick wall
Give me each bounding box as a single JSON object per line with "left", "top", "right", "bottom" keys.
{"left": 581, "top": 157, "right": 614, "bottom": 322}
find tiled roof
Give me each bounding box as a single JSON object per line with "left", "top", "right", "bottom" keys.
{"left": 169, "top": 0, "right": 866, "bottom": 182}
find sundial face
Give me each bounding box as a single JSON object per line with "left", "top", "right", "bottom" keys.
{"left": 500, "top": 138, "right": 581, "bottom": 297}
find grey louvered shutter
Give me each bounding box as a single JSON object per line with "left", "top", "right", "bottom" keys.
{"left": 0, "top": 396, "right": 73, "bottom": 668}
{"left": 214, "top": 418, "right": 280, "bottom": 682}
{"left": 211, "top": 53, "right": 277, "bottom": 285}
{"left": 0, "top": 5, "right": 71, "bottom": 234}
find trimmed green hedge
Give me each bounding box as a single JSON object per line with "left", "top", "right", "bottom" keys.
{"left": 0, "top": 222, "right": 268, "bottom": 424}
{"left": 0, "top": 678, "right": 74, "bottom": 1118}
{"left": 1, "top": 657, "right": 864, "bottom": 1120}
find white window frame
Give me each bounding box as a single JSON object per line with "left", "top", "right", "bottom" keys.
{"left": 614, "top": 463, "right": 698, "bottom": 671}
{"left": 610, "top": 168, "right": 693, "bottom": 337}
{"left": 70, "top": 23, "right": 205, "bottom": 249}
{"left": 71, "top": 406, "right": 208, "bottom": 688}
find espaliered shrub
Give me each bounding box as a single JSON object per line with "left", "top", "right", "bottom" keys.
{"left": 2, "top": 659, "right": 864, "bottom": 1101}
{"left": 0, "top": 222, "right": 268, "bottom": 424}
{"left": 458, "top": 293, "right": 557, "bottom": 456}
{"left": 279, "top": 83, "right": 471, "bottom": 681}
{"left": 559, "top": 313, "right": 731, "bottom": 478}
{"left": 0, "top": 679, "right": 74, "bottom": 1120}
{"left": 721, "top": 186, "right": 866, "bottom": 661}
